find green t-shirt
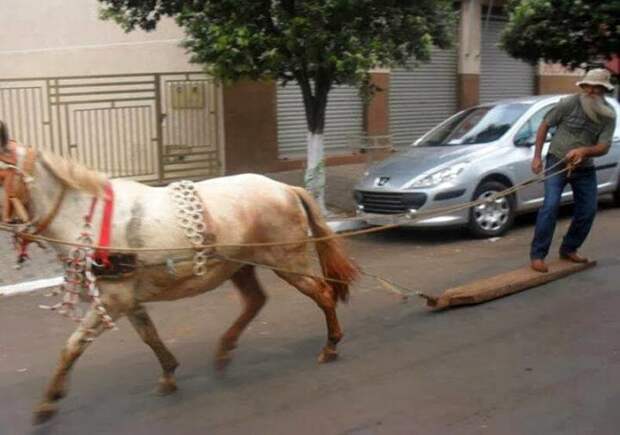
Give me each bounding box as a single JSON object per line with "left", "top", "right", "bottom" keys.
{"left": 545, "top": 95, "right": 616, "bottom": 166}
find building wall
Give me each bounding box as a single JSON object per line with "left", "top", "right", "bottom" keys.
{"left": 537, "top": 76, "right": 580, "bottom": 95}
{"left": 537, "top": 64, "right": 584, "bottom": 95}
{"left": 222, "top": 81, "right": 279, "bottom": 174}
{"left": 366, "top": 72, "right": 390, "bottom": 137}
{"left": 0, "top": 0, "right": 198, "bottom": 78}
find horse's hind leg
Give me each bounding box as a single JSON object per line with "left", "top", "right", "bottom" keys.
{"left": 127, "top": 306, "right": 179, "bottom": 395}
{"left": 33, "top": 307, "right": 118, "bottom": 425}
{"left": 215, "top": 266, "right": 267, "bottom": 371}
{"left": 275, "top": 271, "right": 343, "bottom": 363}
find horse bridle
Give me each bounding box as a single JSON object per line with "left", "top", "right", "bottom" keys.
{"left": 0, "top": 142, "right": 67, "bottom": 256}
{"left": 0, "top": 141, "right": 37, "bottom": 224}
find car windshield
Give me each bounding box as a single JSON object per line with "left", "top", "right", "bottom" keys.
{"left": 416, "top": 103, "right": 531, "bottom": 146}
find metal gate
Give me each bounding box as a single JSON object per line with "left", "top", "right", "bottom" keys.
{"left": 277, "top": 83, "right": 364, "bottom": 157}
{"left": 480, "top": 18, "right": 536, "bottom": 103}
{"left": 389, "top": 47, "right": 459, "bottom": 148}
{"left": 0, "top": 72, "right": 222, "bottom": 183}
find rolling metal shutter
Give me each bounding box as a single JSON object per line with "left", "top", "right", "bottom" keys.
{"left": 389, "top": 47, "right": 459, "bottom": 148}
{"left": 480, "top": 18, "right": 536, "bottom": 103}
{"left": 277, "top": 84, "right": 363, "bottom": 158}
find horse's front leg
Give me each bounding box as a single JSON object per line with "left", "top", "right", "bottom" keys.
{"left": 127, "top": 306, "right": 179, "bottom": 395}
{"left": 33, "top": 307, "right": 118, "bottom": 425}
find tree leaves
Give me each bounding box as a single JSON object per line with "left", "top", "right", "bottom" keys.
{"left": 99, "top": 0, "right": 455, "bottom": 131}
{"left": 501, "top": 0, "right": 620, "bottom": 69}
{"left": 99, "top": 1, "right": 455, "bottom": 85}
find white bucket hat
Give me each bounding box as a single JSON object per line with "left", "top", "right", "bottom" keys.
{"left": 576, "top": 68, "right": 615, "bottom": 92}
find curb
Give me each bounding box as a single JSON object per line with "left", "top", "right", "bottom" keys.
{"left": 0, "top": 276, "right": 63, "bottom": 297}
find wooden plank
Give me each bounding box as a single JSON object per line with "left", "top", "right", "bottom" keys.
{"left": 417, "top": 259, "right": 596, "bottom": 310}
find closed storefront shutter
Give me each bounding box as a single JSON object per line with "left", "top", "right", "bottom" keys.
{"left": 389, "top": 47, "right": 459, "bottom": 148}
{"left": 277, "top": 84, "right": 363, "bottom": 158}
{"left": 480, "top": 18, "right": 536, "bottom": 103}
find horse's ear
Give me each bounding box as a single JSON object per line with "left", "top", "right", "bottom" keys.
{"left": 0, "top": 120, "right": 8, "bottom": 151}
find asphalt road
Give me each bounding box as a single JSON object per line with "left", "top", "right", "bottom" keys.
{"left": 1, "top": 204, "right": 620, "bottom": 435}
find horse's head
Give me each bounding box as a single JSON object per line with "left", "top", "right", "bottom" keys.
{"left": 0, "top": 121, "right": 36, "bottom": 223}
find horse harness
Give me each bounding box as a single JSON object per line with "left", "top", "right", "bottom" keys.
{"left": 0, "top": 141, "right": 127, "bottom": 275}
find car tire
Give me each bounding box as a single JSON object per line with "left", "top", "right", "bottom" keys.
{"left": 468, "top": 181, "right": 515, "bottom": 238}
{"left": 613, "top": 178, "right": 620, "bottom": 207}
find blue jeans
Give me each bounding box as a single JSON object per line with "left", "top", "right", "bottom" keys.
{"left": 530, "top": 155, "right": 598, "bottom": 260}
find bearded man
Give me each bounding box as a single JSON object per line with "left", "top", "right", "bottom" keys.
{"left": 530, "top": 68, "right": 617, "bottom": 273}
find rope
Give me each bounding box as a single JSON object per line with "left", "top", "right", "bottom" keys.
{"left": 175, "top": 252, "right": 419, "bottom": 301}
{"left": 0, "top": 159, "right": 570, "bottom": 253}
{"left": 1, "top": 158, "right": 573, "bottom": 308}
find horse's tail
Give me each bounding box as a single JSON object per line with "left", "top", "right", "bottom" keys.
{"left": 291, "top": 186, "right": 359, "bottom": 302}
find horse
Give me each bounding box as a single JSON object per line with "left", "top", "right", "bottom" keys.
{"left": 0, "top": 127, "right": 358, "bottom": 424}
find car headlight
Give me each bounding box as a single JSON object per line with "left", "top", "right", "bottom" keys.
{"left": 410, "top": 162, "right": 468, "bottom": 188}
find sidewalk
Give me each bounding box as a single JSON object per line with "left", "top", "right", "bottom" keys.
{"left": 0, "top": 163, "right": 368, "bottom": 287}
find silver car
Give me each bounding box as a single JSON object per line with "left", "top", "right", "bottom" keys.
{"left": 354, "top": 95, "right": 620, "bottom": 237}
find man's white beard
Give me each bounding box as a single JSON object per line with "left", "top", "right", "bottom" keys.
{"left": 579, "top": 93, "right": 614, "bottom": 123}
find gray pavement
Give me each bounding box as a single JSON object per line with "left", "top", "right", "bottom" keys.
{"left": 0, "top": 163, "right": 367, "bottom": 286}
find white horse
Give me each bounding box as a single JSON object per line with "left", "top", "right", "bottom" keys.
{"left": 0, "top": 132, "right": 358, "bottom": 424}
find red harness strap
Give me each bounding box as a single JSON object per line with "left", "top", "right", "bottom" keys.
{"left": 86, "top": 182, "right": 115, "bottom": 267}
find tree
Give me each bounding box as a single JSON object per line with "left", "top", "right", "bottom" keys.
{"left": 501, "top": 0, "right": 620, "bottom": 70}
{"left": 99, "top": 0, "right": 455, "bottom": 210}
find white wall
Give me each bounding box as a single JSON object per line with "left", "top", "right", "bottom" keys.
{"left": 0, "top": 0, "right": 200, "bottom": 78}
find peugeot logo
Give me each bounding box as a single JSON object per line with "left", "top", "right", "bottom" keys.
{"left": 376, "top": 176, "right": 390, "bottom": 187}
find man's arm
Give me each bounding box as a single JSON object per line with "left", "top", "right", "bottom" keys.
{"left": 531, "top": 121, "right": 549, "bottom": 174}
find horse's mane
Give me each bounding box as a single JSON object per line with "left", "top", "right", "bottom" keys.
{"left": 40, "top": 151, "right": 108, "bottom": 196}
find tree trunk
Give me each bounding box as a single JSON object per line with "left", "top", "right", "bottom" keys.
{"left": 297, "top": 73, "right": 330, "bottom": 213}
{"left": 305, "top": 131, "right": 326, "bottom": 211}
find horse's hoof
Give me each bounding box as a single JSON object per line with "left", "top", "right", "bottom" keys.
{"left": 156, "top": 379, "right": 178, "bottom": 396}
{"left": 214, "top": 354, "right": 232, "bottom": 373}
{"left": 49, "top": 388, "right": 66, "bottom": 401}
{"left": 318, "top": 348, "right": 339, "bottom": 364}
{"left": 33, "top": 402, "right": 57, "bottom": 425}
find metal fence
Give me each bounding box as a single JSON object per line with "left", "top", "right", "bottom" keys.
{"left": 0, "top": 72, "right": 222, "bottom": 183}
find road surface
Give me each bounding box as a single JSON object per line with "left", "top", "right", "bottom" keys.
{"left": 1, "top": 205, "right": 619, "bottom": 435}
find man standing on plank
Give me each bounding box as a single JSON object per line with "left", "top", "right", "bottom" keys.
{"left": 530, "top": 68, "right": 616, "bottom": 273}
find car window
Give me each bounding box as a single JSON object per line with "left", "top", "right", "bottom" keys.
{"left": 513, "top": 104, "right": 555, "bottom": 146}
{"left": 416, "top": 103, "right": 531, "bottom": 147}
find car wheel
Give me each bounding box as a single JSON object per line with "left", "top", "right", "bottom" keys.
{"left": 468, "top": 181, "right": 515, "bottom": 238}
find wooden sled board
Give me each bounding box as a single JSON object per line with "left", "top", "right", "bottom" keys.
{"left": 417, "top": 259, "right": 596, "bottom": 310}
